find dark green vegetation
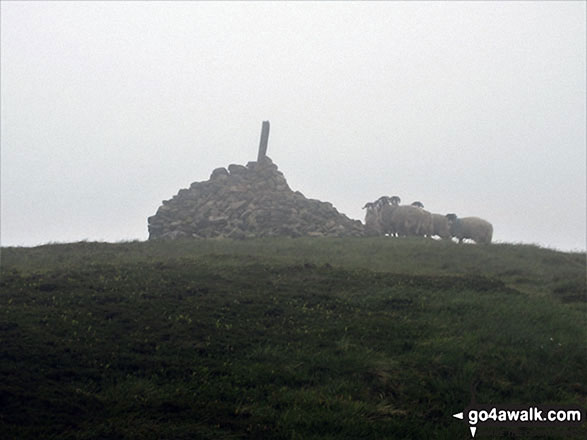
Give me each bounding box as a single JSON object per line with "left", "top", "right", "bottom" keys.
{"left": 1, "top": 238, "right": 585, "bottom": 439}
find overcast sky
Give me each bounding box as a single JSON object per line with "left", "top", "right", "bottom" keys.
{"left": 1, "top": 1, "right": 585, "bottom": 251}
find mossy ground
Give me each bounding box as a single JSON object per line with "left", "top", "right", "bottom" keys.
{"left": 1, "top": 238, "right": 585, "bottom": 439}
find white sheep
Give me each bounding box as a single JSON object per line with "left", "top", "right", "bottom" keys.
{"left": 375, "top": 195, "right": 402, "bottom": 236}
{"left": 409, "top": 201, "right": 433, "bottom": 237}
{"left": 362, "top": 202, "right": 383, "bottom": 236}
{"left": 378, "top": 203, "right": 398, "bottom": 236}
{"left": 363, "top": 196, "right": 400, "bottom": 236}
{"left": 364, "top": 196, "right": 434, "bottom": 238}
{"left": 431, "top": 213, "right": 451, "bottom": 239}
{"left": 445, "top": 214, "right": 493, "bottom": 244}
{"left": 380, "top": 201, "right": 432, "bottom": 237}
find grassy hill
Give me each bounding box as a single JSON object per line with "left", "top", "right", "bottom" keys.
{"left": 1, "top": 238, "right": 585, "bottom": 439}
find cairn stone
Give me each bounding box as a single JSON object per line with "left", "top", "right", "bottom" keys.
{"left": 148, "top": 156, "right": 365, "bottom": 239}
{"left": 228, "top": 164, "right": 247, "bottom": 175}
{"left": 210, "top": 167, "right": 229, "bottom": 180}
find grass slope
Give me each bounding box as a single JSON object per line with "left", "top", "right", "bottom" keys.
{"left": 1, "top": 238, "right": 585, "bottom": 439}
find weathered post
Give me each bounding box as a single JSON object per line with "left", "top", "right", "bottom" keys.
{"left": 257, "top": 120, "right": 270, "bottom": 162}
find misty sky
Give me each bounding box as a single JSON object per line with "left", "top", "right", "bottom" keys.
{"left": 1, "top": 1, "right": 585, "bottom": 251}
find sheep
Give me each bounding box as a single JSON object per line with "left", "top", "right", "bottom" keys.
{"left": 445, "top": 214, "right": 493, "bottom": 244}
{"left": 364, "top": 196, "right": 433, "bottom": 238}
{"left": 418, "top": 208, "right": 434, "bottom": 237}
{"left": 378, "top": 203, "right": 398, "bottom": 236}
{"left": 389, "top": 196, "right": 401, "bottom": 206}
{"left": 374, "top": 195, "right": 399, "bottom": 210}
{"left": 380, "top": 202, "right": 432, "bottom": 237}
{"left": 374, "top": 196, "right": 389, "bottom": 208}
{"left": 430, "top": 213, "right": 451, "bottom": 239}
{"left": 397, "top": 205, "right": 432, "bottom": 237}
{"left": 376, "top": 195, "right": 406, "bottom": 236}
{"left": 361, "top": 196, "right": 394, "bottom": 236}
{"left": 409, "top": 201, "right": 433, "bottom": 237}
{"left": 363, "top": 196, "right": 400, "bottom": 236}
{"left": 362, "top": 202, "right": 383, "bottom": 236}
{"left": 409, "top": 202, "right": 450, "bottom": 239}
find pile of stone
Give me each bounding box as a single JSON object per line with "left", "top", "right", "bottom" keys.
{"left": 148, "top": 157, "right": 365, "bottom": 239}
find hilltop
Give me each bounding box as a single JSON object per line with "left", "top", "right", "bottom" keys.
{"left": 1, "top": 238, "right": 585, "bottom": 439}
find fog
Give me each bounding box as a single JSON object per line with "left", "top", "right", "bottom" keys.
{"left": 1, "top": 2, "right": 585, "bottom": 251}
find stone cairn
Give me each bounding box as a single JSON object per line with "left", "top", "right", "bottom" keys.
{"left": 148, "top": 122, "right": 365, "bottom": 240}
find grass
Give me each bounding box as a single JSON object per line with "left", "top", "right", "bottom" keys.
{"left": 0, "top": 238, "right": 585, "bottom": 439}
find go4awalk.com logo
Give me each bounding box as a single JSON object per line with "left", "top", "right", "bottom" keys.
{"left": 452, "top": 405, "right": 585, "bottom": 437}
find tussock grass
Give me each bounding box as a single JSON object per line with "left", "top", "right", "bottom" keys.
{"left": 1, "top": 238, "right": 585, "bottom": 439}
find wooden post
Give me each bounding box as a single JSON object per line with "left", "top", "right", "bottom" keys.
{"left": 257, "top": 120, "right": 270, "bottom": 162}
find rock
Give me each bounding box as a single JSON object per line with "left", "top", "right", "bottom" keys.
{"left": 210, "top": 167, "right": 229, "bottom": 180}
{"left": 228, "top": 164, "right": 247, "bottom": 175}
{"left": 230, "top": 200, "right": 248, "bottom": 211}
{"left": 227, "top": 227, "right": 246, "bottom": 239}
{"left": 159, "top": 230, "right": 188, "bottom": 240}
{"left": 228, "top": 185, "right": 247, "bottom": 193}
{"left": 148, "top": 156, "right": 365, "bottom": 240}
{"left": 208, "top": 215, "right": 229, "bottom": 226}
